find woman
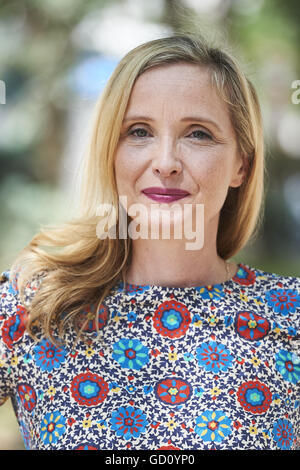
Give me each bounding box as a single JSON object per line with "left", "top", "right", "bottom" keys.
{"left": 0, "top": 34, "right": 299, "bottom": 450}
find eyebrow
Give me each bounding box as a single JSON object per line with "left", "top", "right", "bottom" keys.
{"left": 122, "top": 115, "right": 222, "bottom": 132}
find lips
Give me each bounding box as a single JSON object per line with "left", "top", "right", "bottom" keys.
{"left": 142, "top": 187, "right": 190, "bottom": 196}
{"left": 141, "top": 187, "right": 190, "bottom": 203}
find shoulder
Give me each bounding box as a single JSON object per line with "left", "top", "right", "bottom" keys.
{"left": 248, "top": 264, "right": 300, "bottom": 293}
{"left": 1, "top": 267, "right": 47, "bottom": 302}
{"left": 0, "top": 267, "right": 47, "bottom": 349}
{"left": 0, "top": 269, "right": 19, "bottom": 318}
{"left": 240, "top": 263, "right": 300, "bottom": 330}
{"left": 0, "top": 269, "right": 28, "bottom": 352}
{"left": 237, "top": 263, "right": 300, "bottom": 291}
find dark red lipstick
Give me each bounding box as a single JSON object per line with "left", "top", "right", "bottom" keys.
{"left": 142, "top": 187, "right": 190, "bottom": 203}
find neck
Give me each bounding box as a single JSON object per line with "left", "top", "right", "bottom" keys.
{"left": 125, "top": 223, "right": 234, "bottom": 287}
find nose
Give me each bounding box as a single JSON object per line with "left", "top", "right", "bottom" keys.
{"left": 152, "top": 137, "right": 182, "bottom": 177}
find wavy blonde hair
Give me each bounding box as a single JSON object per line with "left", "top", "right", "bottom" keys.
{"left": 10, "top": 33, "right": 265, "bottom": 344}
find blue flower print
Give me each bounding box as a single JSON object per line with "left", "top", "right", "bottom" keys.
{"left": 111, "top": 310, "right": 120, "bottom": 321}
{"left": 192, "top": 314, "right": 203, "bottom": 324}
{"left": 40, "top": 410, "right": 66, "bottom": 445}
{"left": 195, "top": 410, "right": 232, "bottom": 443}
{"left": 224, "top": 315, "right": 233, "bottom": 327}
{"left": 112, "top": 338, "right": 149, "bottom": 370}
{"left": 195, "top": 284, "right": 225, "bottom": 301}
{"left": 143, "top": 385, "right": 153, "bottom": 395}
{"left": 127, "top": 311, "right": 137, "bottom": 322}
{"left": 162, "top": 309, "right": 182, "bottom": 330}
{"left": 109, "top": 381, "right": 120, "bottom": 391}
{"left": 194, "top": 387, "right": 204, "bottom": 397}
{"left": 273, "top": 418, "right": 294, "bottom": 450}
{"left": 184, "top": 352, "right": 194, "bottom": 362}
{"left": 97, "top": 419, "right": 107, "bottom": 428}
{"left": 288, "top": 326, "right": 297, "bottom": 337}
{"left": 196, "top": 341, "right": 234, "bottom": 372}
{"left": 23, "top": 352, "right": 32, "bottom": 364}
{"left": 33, "top": 338, "right": 67, "bottom": 372}
{"left": 265, "top": 289, "right": 300, "bottom": 316}
{"left": 110, "top": 406, "right": 148, "bottom": 440}
{"left": 275, "top": 350, "right": 300, "bottom": 384}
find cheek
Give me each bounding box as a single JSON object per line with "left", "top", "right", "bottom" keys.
{"left": 191, "top": 156, "right": 228, "bottom": 189}
{"left": 191, "top": 157, "right": 232, "bottom": 209}
{"left": 114, "top": 149, "right": 142, "bottom": 196}
{"left": 114, "top": 148, "right": 130, "bottom": 178}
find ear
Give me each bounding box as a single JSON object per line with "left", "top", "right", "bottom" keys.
{"left": 229, "top": 155, "right": 249, "bottom": 188}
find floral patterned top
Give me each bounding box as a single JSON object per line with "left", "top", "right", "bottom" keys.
{"left": 0, "top": 262, "right": 299, "bottom": 450}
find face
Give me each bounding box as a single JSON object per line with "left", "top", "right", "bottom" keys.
{"left": 114, "top": 62, "right": 246, "bottom": 240}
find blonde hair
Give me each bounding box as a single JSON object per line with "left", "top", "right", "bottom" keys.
{"left": 10, "top": 33, "right": 265, "bottom": 344}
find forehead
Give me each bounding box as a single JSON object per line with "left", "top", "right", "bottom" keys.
{"left": 125, "top": 62, "right": 230, "bottom": 124}
{"left": 136, "top": 62, "right": 212, "bottom": 91}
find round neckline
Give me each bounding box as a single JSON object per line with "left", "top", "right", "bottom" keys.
{"left": 118, "top": 262, "right": 245, "bottom": 292}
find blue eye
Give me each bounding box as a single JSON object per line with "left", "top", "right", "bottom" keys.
{"left": 126, "top": 127, "right": 212, "bottom": 140}
{"left": 190, "top": 130, "right": 212, "bottom": 140}
{"left": 128, "top": 128, "right": 149, "bottom": 138}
